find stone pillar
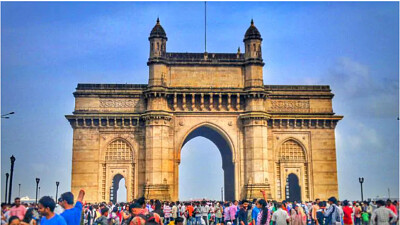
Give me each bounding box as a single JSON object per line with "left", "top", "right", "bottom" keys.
{"left": 200, "top": 93, "right": 204, "bottom": 110}
{"left": 241, "top": 113, "right": 271, "bottom": 200}
{"left": 210, "top": 94, "right": 214, "bottom": 110}
{"left": 143, "top": 112, "right": 173, "bottom": 201}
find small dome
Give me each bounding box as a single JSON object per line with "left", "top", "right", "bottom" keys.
{"left": 149, "top": 17, "right": 167, "bottom": 39}
{"left": 243, "top": 19, "right": 262, "bottom": 41}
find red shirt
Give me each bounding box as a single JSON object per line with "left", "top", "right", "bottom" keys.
{"left": 187, "top": 205, "right": 194, "bottom": 217}
{"left": 343, "top": 206, "right": 353, "bottom": 224}
{"left": 387, "top": 204, "right": 397, "bottom": 217}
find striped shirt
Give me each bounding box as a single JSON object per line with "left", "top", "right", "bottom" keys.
{"left": 371, "top": 206, "right": 397, "bottom": 225}
{"left": 164, "top": 205, "right": 172, "bottom": 218}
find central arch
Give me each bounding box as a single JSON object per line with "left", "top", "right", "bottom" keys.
{"left": 179, "top": 124, "right": 235, "bottom": 200}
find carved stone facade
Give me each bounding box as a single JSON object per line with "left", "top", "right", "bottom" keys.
{"left": 66, "top": 19, "right": 342, "bottom": 202}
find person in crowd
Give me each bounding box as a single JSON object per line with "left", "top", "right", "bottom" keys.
{"left": 271, "top": 203, "right": 289, "bottom": 225}
{"left": 2, "top": 203, "right": 10, "bottom": 225}
{"left": 215, "top": 203, "right": 223, "bottom": 225}
{"left": 201, "top": 202, "right": 209, "bottom": 225}
{"left": 223, "top": 203, "right": 231, "bottom": 225}
{"left": 60, "top": 190, "right": 85, "bottom": 225}
{"left": 186, "top": 203, "right": 194, "bottom": 225}
{"left": 229, "top": 201, "right": 238, "bottom": 225}
{"left": 175, "top": 217, "right": 184, "bottom": 225}
{"left": 153, "top": 200, "right": 164, "bottom": 225}
{"left": 316, "top": 202, "right": 325, "bottom": 225}
{"left": 353, "top": 203, "right": 361, "bottom": 225}
{"left": 255, "top": 199, "right": 269, "bottom": 225}
{"left": 9, "top": 198, "right": 27, "bottom": 221}
{"left": 194, "top": 202, "right": 202, "bottom": 225}
{"left": 55, "top": 199, "right": 64, "bottom": 215}
{"left": 109, "top": 207, "right": 120, "bottom": 225}
{"left": 323, "top": 197, "right": 341, "bottom": 225}
{"left": 361, "top": 208, "right": 369, "bottom": 225}
{"left": 172, "top": 203, "right": 178, "bottom": 223}
{"left": 163, "top": 202, "right": 172, "bottom": 225}
{"left": 94, "top": 208, "right": 109, "bottom": 225}
{"left": 342, "top": 200, "right": 353, "bottom": 225}
{"left": 38, "top": 196, "right": 67, "bottom": 225}
{"left": 385, "top": 200, "right": 398, "bottom": 225}
{"left": 238, "top": 201, "right": 249, "bottom": 225}
{"left": 8, "top": 216, "right": 21, "bottom": 225}
{"left": 371, "top": 200, "right": 397, "bottom": 225}
{"left": 129, "top": 201, "right": 161, "bottom": 225}
{"left": 21, "top": 208, "right": 37, "bottom": 225}
{"left": 311, "top": 200, "right": 320, "bottom": 225}
{"left": 289, "top": 205, "right": 305, "bottom": 225}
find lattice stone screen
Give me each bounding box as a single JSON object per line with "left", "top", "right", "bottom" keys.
{"left": 106, "top": 140, "right": 132, "bottom": 161}
{"left": 278, "top": 140, "right": 305, "bottom": 162}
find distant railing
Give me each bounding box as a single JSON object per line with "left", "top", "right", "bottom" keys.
{"left": 264, "top": 85, "right": 330, "bottom": 91}
{"left": 77, "top": 84, "right": 148, "bottom": 90}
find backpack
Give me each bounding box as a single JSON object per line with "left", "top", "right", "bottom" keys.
{"left": 136, "top": 213, "right": 159, "bottom": 225}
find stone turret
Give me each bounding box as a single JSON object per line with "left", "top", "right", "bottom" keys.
{"left": 149, "top": 17, "right": 167, "bottom": 59}
{"left": 243, "top": 19, "right": 264, "bottom": 89}
{"left": 148, "top": 18, "right": 168, "bottom": 87}
{"left": 244, "top": 19, "right": 262, "bottom": 60}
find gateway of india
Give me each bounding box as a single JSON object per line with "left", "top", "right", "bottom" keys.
{"left": 66, "top": 18, "right": 343, "bottom": 203}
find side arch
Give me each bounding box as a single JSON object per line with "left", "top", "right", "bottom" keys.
{"left": 275, "top": 137, "right": 308, "bottom": 162}
{"left": 101, "top": 137, "right": 137, "bottom": 202}
{"left": 275, "top": 137, "right": 310, "bottom": 201}
{"left": 102, "top": 137, "right": 137, "bottom": 163}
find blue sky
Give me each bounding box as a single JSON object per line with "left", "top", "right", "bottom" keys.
{"left": 1, "top": 2, "right": 398, "bottom": 202}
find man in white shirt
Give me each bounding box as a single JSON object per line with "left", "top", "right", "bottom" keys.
{"left": 271, "top": 202, "right": 289, "bottom": 225}
{"left": 200, "top": 202, "right": 209, "bottom": 225}
{"left": 371, "top": 200, "right": 397, "bottom": 225}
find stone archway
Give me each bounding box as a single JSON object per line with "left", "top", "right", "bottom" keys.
{"left": 285, "top": 173, "right": 301, "bottom": 202}
{"left": 178, "top": 124, "right": 235, "bottom": 201}
{"left": 110, "top": 174, "right": 127, "bottom": 203}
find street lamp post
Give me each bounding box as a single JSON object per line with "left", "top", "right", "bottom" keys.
{"left": 359, "top": 177, "right": 364, "bottom": 201}
{"left": 38, "top": 187, "right": 41, "bottom": 199}
{"left": 35, "top": 178, "right": 40, "bottom": 205}
{"left": 8, "top": 155, "right": 16, "bottom": 204}
{"left": 18, "top": 184, "right": 21, "bottom": 197}
{"left": 221, "top": 187, "right": 223, "bottom": 202}
{"left": 55, "top": 182, "right": 60, "bottom": 201}
{"left": 4, "top": 173, "right": 9, "bottom": 202}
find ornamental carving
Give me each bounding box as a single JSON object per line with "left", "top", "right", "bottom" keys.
{"left": 100, "top": 99, "right": 139, "bottom": 108}
{"left": 270, "top": 100, "right": 310, "bottom": 113}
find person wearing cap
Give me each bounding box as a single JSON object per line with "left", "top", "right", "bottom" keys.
{"left": 371, "top": 200, "right": 397, "bottom": 225}
{"left": 323, "top": 197, "right": 341, "bottom": 225}
{"left": 60, "top": 190, "right": 85, "bottom": 225}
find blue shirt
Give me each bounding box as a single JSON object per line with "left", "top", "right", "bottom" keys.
{"left": 41, "top": 214, "right": 68, "bottom": 225}
{"left": 252, "top": 207, "right": 261, "bottom": 223}
{"left": 61, "top": 201, "right": 83, "bottom": 225}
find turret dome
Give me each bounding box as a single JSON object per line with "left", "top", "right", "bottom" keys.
{"left": 149, "top": 17, "right": 167, "bottom": 40}
{"left": 243, "top": 19, "right": 262, "bottom": 42}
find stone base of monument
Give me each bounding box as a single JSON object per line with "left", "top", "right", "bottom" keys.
{"left": 143, "top": 184, "right": 171, "bottom": 201}
{"left": 244, "top": 183, "right": 272, "bottom": 200}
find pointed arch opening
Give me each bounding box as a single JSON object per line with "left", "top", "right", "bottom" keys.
{"left": 179, "top": 124, "right": 235, "bottom": 201}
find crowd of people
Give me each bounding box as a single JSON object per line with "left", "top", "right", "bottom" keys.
{"left": 1, "top": 190, "right": 399, "bottom": 225}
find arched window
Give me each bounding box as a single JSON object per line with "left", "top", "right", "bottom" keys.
{"left": 278, "top": 140, "right": 305, "bottom": 162}
{"left": 106, "top": 140, "right": 133, "bottom": 161}
{"left": 156, "top": 42, "right": 159, "bottom": 50}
